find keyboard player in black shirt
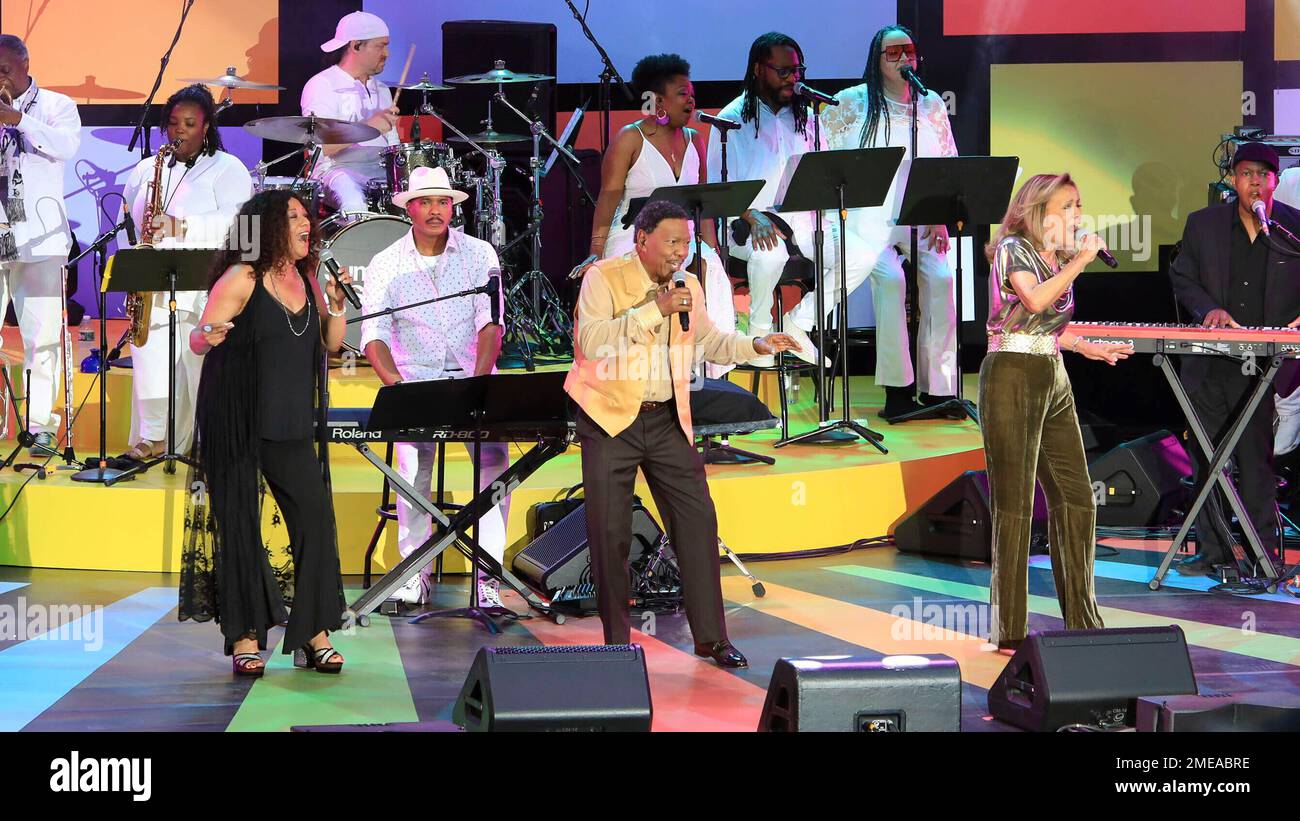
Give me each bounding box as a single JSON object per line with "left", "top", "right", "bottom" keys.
{"left": 1169, "top": 142, "right": 1300, "bottom": 576}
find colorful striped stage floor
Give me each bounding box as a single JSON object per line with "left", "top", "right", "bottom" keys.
{"left": 2, "top": 538, "right": 1298, "bottom": 732}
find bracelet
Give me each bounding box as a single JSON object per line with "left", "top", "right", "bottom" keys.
{"left": 1071, "top": 336, "right": 1082, "bottom": 352}
{"left": 326, "top": 302, "right": 346, "bottom": 317}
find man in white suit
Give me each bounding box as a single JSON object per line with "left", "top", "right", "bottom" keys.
{"left": 0, "top": 34, "right": 80, "bottom": 454}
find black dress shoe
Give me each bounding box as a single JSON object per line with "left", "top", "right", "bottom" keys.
{"left": 919, "top": 393, "right": 966, "bottom": 420}
{"left": 879, "top": 385, "right": 923, "bottom": 419}
{"left": 694, "top": 640, "right": 749, "bottom": 669}
{"left": 996, "top": 638, "right": 1023, "bottom": 655}
{"left": 1176, "top": 553, "right": 1224, "bottom": 576}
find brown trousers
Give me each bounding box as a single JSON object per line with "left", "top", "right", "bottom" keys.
{"left": 979, "top": 351, "right": 1104, "bottom": 643}
{"left": 575, "top": 403, "right": 727, "bottom": 646}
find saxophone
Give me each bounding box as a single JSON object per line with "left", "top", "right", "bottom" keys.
{"left": 125, "top": 138, "right": 181, "bottom": 347}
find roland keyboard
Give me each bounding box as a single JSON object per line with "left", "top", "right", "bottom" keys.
{"left": 326, "top": 408, "right": 573, "bottom": 443}
{"left": 1066, "top": 322, "right": 1300, "bottom": 358}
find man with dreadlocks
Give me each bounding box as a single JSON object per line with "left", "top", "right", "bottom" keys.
{"left": 706, "top": 32, "right": 875, "bottom": 367}
{"left": 822, "top": 25, "right": 959, "bottom": 419}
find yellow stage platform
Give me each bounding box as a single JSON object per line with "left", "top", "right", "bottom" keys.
{"left": 0, "top": 322, "right": 985, "bottom": 575}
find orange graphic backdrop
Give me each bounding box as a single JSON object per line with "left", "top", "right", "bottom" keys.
{"left": 2, "top": 0, "right": 278, "bottom": 104}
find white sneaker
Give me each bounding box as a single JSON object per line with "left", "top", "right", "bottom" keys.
{"left": 390, "top": 574, "right": 430, "bottom": 605}
{"left": 780, "top": 316, "right": 829, "bottom": 367}
{"left": 477, "top": 577, "right": 504, "bottom": 609}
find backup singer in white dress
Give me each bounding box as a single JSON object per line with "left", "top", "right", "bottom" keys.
{"left": 821, "top": 26, "right": 959, "bottom": 418}
{"left": 587, "top": 54, "right": 735, "bottom": 376}
{"left": 0, "top": 36, "right": 80, "bottom": 451}
{"left": 120, "top": 85, "right": 253, "bottom": 459}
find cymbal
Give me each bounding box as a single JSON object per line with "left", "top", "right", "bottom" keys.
{"left": 179, "top": 66, "right": 284, "bottom": 91}
{"left": 381, "top": 72, "right": 453, "bottom": 92}
{"left": 448, "top": 129, "right": 529, "bottom": 145}
{"left": 243, "top": 115, "right": 380, "bottom": 145}
{"left": 445, "top": 61, "right": 554, "bottom": 85}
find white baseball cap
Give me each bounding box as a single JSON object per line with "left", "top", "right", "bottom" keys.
{"left": 320, "top": 11, "right": 389, "bottom": 52}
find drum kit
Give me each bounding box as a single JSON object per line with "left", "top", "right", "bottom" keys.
{"left": 200, "top": 62, "right": 577, "bottom": 365}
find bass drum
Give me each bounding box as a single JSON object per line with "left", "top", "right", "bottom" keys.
{"left": 317, "top": 213, "right": 412, "bottom": 357}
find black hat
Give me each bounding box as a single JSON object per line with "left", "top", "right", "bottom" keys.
{"left": 1232, "top": 141, "right": 1280, "bottom": 175}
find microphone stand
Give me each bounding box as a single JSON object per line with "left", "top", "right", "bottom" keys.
{"left": 127, "top": 0, "right": 196, "bottom": 159}
{"left": 70, "top": 215, "right": 135, "bottom": 483}
{"left": 563, "top": 0, "right": 634, "bottom": 152}
{"left": 348, "top": 282, "right": 498, "bottom": 327}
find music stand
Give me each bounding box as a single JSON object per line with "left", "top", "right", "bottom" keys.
{"left": 643, "top": 180, "right": 764, "bottom": 301}
{"left": 98, "top": 248, "right": 215, "bottom": 485}
{"left": 887, "top": 156, "right": 1019, "bottom": 425}
{"left": 771, "top": 146, "right": 904, "bottom": 451}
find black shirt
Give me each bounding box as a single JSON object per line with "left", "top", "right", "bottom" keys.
{"left": 254, "top": 280, "right": 318, "bottom": 441}
{"left": 1227, "top": 211, "right": 1270, "bottom": 327}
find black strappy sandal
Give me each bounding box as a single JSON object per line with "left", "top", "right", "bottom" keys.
{"left": 293, "top": 644, "right": 343, "bottom": 674}
{"left": 232, "top": 653, "right": 265, "bottom": 678}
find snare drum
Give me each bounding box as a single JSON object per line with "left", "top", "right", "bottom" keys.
{"left": 254, "top": 176, "right": 323, "bottom": 216}
{"left": 382, "top": 141, "right": 461, "bottom": 194}
{"left": 317, "top": 213, "right": 413, "bottom": 357}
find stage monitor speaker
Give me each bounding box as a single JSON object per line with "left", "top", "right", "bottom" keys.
{"left": 453, "top": 645, "right": 653, "bottom": 732}
{"left": 1088, "top": 430, "right": 1191, "bottom": 527}
{"left": 512, "top": 499, "right": 664, "bottom": 593}
{"left": 758, "top": 654, "right": 961, "bottom": 732}
{"left": 1135, "top": 693, "right": 1300, "bottom": 732}
{"left": 894, "top": 470, "right": 1047, "bottom": 562}
{"left": 988, "top": 626, "right": 1198, "bottom": 732}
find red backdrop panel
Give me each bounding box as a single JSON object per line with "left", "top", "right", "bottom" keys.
{"left": 943, "top": 0, "right": 1245, "bottom": 36}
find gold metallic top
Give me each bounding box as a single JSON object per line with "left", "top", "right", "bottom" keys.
{"left": 986, "top": 235, "right": 1074, "bottom": 338}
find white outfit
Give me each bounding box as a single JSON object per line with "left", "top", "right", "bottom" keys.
{"left": 301, "top": 64, "right": 400, "bottom": 212}
{"left": 605, "top": 124, "right": 734, "bottom": 377}
{"left": 0, "top": 81, "right": 80, "bottom": 434}
{"left": 822, "top": 86, "right": 959, "bottom": 394}
{"left": 120, "top": 150, "right": 252, "bottom": 449}
{"left": 360, "top": 228, "right": 510, "bottom": 572}
{"left": 706, "top": 95, "right": 876, "bottom": 338}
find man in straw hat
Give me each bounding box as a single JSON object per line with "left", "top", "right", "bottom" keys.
{"left": 361, "top": 166, "right": 509, "bottom": 607}
{"left": 301, "top": 10, "right": 400, "bottom": 213}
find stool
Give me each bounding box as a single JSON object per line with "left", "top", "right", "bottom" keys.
{"left": 362, "top": 441, "right": 463, "bottom": 589}
{"left": 692, "top": 378, "right": 780, "bottom": 465}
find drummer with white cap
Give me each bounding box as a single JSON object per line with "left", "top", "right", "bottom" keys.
{"left": 360, "top": 165, "right": 509, "bottom": 608}
{"left": 301, "top": 10, "right": 400, "bottom": 212}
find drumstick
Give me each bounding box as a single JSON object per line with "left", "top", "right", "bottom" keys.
{"left": 390, "top": 43, "right": 416, "bottom": 109}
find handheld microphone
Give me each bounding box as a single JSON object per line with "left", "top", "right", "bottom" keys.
{"left": 318, "top": 248, "right": 361, "bottom": 309}
{"left": 673, "top": 273, "right": 689, "bottom": 331}
{"left": 1252, "top": 199, "right": 1271, "bottom": 237}
{"left": 486, "top": 269, "right": 501, "bottom": 325}
{"left": 899, "top": 65, "right": 929, "bottom": 97}
{"left": 122, "top": 208, "right": 138, "bottom": 246}
{"left": 1076, "top": 229, "right": 1119, "bottom": 269}
{"left": 695, "top": 110, "right": 741, "bottom": 131}
{"left": 793, "top": 82, "right": 838, "bottom": 107}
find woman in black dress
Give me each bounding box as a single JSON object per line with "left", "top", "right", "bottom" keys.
{"left": 181, "top": 189, "right": 352, "bottom": 676}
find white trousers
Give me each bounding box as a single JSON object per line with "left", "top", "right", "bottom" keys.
{"left": 320, "top": 166, "right": 378, "bottom": 213}
{"left": 0, "top": 257, "right": 65, "bottom": 433}
{"left": 128, "top": 297, "right": 203, "bottom": 451}
{"left": 396, "top": 439, "right": 511, "bottom": 578}
{"left": 869, "top": 241, "right": 958, "bottom": 394}
{"left": 729, "top": 218, "right": 876, "bottom": 337}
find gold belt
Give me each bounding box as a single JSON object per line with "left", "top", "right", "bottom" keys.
{"left": 987, "top": 333, "right": 1059, "bottom": 356}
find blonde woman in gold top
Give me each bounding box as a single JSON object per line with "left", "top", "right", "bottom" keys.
{"left": 980, "top": 173, "right": 1133, "bottom": 653}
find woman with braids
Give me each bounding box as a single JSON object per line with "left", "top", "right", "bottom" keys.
{"left": 707, "top": 32, "right": 875, "bottom": 367}
{"left": 981, "top": 173, "right": 1130, "bottom": 652}
{"left": 180, "top": 189, "right": 353, "bottom": 677}
{"left": 582, "top": 54, "right": 735, "bottom": 372}
{"left": 117, "top": 83, "right": 252, "bottom": 464}
{"left": 822, "top": 25, "right": 959, "bottom": 419}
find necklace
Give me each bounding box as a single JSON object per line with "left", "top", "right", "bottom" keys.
{"left": 269, "top": 266, "right": 311, "bottom": 337}
{"left": 644, "top": 122, "right": 684, "bottom": 172}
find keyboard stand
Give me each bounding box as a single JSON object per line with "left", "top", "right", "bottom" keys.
{"left": 343, "top": 432, "right": 571, "bottom": 623}
{"left": 1149, "top": 351, "right": 1296, "bottom": 593}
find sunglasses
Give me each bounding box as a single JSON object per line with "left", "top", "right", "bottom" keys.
{"left": 882, "top": 44, "right": 918, "bottom": 62}
{"left": 763, "top": 63, "right": 806, "bottom": 80}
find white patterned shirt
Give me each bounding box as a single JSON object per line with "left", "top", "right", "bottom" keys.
{"left": 821, "top": 86, "right": 957, "bottom": 247}
{"left": 359, "top": 228, "right": 501, "bottom": 382}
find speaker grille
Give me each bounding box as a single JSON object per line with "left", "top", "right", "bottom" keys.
{"left": 491, "top": 645, "right": 635, "bottom": 655}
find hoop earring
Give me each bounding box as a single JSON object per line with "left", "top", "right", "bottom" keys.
{"left": 655, "top": 107, "right": 670, "bottom": 126}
